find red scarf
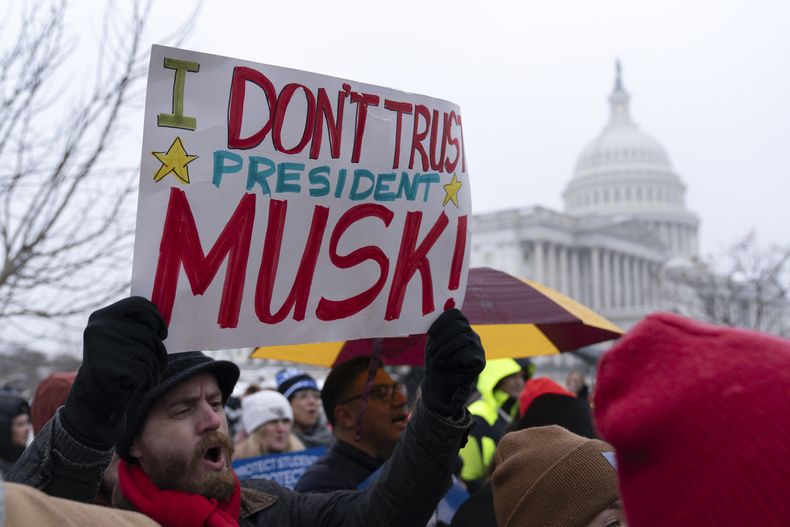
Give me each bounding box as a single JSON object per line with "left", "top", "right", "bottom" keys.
{"left": 118, "top": 459, "right": 241, "bottom": 527}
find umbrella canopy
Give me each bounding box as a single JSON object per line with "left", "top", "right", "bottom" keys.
{"left": 251, "top": 267, "right": 623, "bottom": 367}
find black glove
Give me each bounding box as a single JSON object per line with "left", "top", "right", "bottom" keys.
{"left": 420, "top": 308, "right": 485, "bottom": 419}
{"left": 62, "top": 296, "right": 168, "bottom": 450}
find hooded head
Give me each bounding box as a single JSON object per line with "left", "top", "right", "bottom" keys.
{"left": 0, "top": 390, "right": 31, "bottom": 464}
{"left": 510, "top": 377, "right": 596, "bottom": 439}
{"left": 472, "top": 358, "right": 523, "bottom": 424}
{"left": 31, "top": 371, "right": 77, "bottom": 435}
{"left": 594, "top": 312, "right": 790, "bottom": 526}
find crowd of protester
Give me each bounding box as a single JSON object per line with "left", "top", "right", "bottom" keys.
{"left": 1, "top": 296, "right": 789, "bottom": 526}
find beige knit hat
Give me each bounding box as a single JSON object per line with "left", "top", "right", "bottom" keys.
{"left": 492, "top": 425, "right": 619, "bottom": 527}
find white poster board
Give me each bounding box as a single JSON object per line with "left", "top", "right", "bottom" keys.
{"left": 132, "top": 45, "right": 471, "bottom": 352}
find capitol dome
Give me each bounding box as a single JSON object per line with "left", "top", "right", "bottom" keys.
{"left": 563, "top": 62, "right": 699, "bottom": 258}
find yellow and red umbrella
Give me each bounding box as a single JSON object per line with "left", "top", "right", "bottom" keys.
{"left": 251, "top": 267, "right": 623, "bottom": 367}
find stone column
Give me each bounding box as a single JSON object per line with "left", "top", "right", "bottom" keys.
{"left": 620, "top": 254, "right": 634, "bottom": 307}
{"left": 590, "top": 247, "right": 601, "bottom": 308}
{"left": 612, "top": 252, "right": 622, "bottom": 308}
{"left": 638, "top": 259, "right": 647, "bottom": 307}
{"left": 533, "top": 241, "right": 544, "bottom": 282}
{"left": 559, "top": 245, "right": 570, "bottom": 294}
{"left": 546, "top": 242, "right": 557, "bottom": 288}
{"left": 601, "top": 249, "right": 612, "bottom": 307}
{"left": 570, "top": 249, "right": 581, "bottom": 301}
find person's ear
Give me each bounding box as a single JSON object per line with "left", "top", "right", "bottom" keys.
{"left": 129, "top": 440, "right": 142, "bottom": 460}
{"left": 334, "top": 404, "right": 356, "bottom": 429}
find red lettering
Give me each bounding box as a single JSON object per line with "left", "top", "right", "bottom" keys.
{"left": 227, "top": 67, "right": 277, "bottom": 150}
{"left": 151, "top": 188, "right": 256, "bottom": 328}
{"left": 272, "top": 83, "right": 316, "bottom": 155}
{"left": 384, "top": 99, "right": 413, "bottom": 169}
{"left": 408, "top": 104, "right": 431, "bottom": 171}
{"left": 255, "top": 200, "right": 328, "bottom": 323}
{"left": 458, "top": 114, "right": 467, "bottom": 173}
{"left": 310, "top": 86, "right": 349, "bottom": 160}
{"left": 443, "top": 111, "right": 460, "bottom": 173}
{"left": 316, "top": 204, "right": 395, "bottom": 321}
{"left": 350, "top": 91, "right": 380, "bottom": 163}
{"left": 449, "top": 215, "right": 467, "bottom": 290}
{"left": 385, "top": 211, "right": 449, "bottom": 320}
{"left": 429, "top": 109, "right": 447, "bottom": 172}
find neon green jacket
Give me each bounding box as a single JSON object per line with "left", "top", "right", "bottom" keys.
{"left": 459, "top": 358, "right": 521, "bottom": 483}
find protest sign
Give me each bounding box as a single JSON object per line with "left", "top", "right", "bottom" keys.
{"left": 232, "top": 447, "right": 326, "bottom": 489}
{"left": 132, "top": 45, "right": 471, "bottom": 352}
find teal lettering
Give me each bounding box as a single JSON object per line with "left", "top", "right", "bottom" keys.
{"left": 247, "top": 156, "right": 276, "bottom": 195}
{"left": 374, "top": 172, "right": 397, "bottom": 201}
{"left": 308, "top": 166, "right": 331, "bottom": 197}
{"left": 349, "top": 169, "right": 375, "bottom": 200}
{"left": 416, "top": 172, "right": 440, "bottom": 202}
{"left": 276, "top": 162, "right": 304, "bottom": 193}
{"left": 213, "top": 150, "right": 243, "bottom": 188}
{"left": 397, "top": 171, "right": 417, "bottom": 200}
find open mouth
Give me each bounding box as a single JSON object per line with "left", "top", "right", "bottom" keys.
{"left": 202, "top": 445, "right": 225, "bottom": 470}
{"left": 391, "top": 414, "right": 408, "bottom": 428}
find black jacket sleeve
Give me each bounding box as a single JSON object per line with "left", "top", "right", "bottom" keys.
{"left": 243, "top": 400, "right": 473, "bottom": 526}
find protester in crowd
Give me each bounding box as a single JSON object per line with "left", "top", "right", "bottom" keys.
{"left": 276, "top": 367, "right": 334, "bottom": 448}
{"left": 458, "top": 358, "right": 523, "bottom": 490}
{"left": 511, "top": 376, "right": 596, "bottom": 438}
{"left": 0, "top": 391, "right": 30, "bottom": 476}
{"left": 514, "top": 357, "right": 535, "bottom": 381}
{"left": 29, "top": 369, "right": 119, "bottom": 505}
{"left": 491, "top": 425, "right": 624, "bottom": 527}
{"left": 1, "top": 476, "right": 159, "bottom": 527}
{"left": 6, "top": 297, "right": 485, "bottom": 526}
{"left": 451, "top": 377, "right": 598, "bottom": 527}
{"left": 30, "top": 371, "right": 77, "bottom": 435}
{"left": 566, "top": 370, "right": 590, "bottom": 401}
{"left": 224, "top": 394, "right": 243, "bottom": 440}
{"left": 295, "top": 355, "right": 408, "bottom": 492}
{"left": 594, "top": 312, "right": 790, "bottom": 526}
{"left": 234, "top": 389, "right": 305, "bottom": 460}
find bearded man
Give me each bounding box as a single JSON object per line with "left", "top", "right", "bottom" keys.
{"left": 7, "top": 297, "right": 484, "bottom": 526}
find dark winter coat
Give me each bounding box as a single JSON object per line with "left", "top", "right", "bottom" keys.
{"left": 6, "top": 402, "right": 472, "bottom": 526}
{"left": 295, "top": 438, "right": 384, "bottom": 493}
{"left": 293, "top": 418, "right": 335, "bottom": 450}
{"left": 0, "top": 391, "right": 29, "bottom": 475}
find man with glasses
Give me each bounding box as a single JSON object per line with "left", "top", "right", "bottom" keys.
{"left": 295, "top": 356, "right": 409, "bottom": 493}
{"left": 275, "top": 368, "right": 334, "bottom": 448}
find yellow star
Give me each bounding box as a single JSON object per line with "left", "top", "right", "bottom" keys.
{"left": 152, "top": 137, "right": 198, "bottom": 184}
{"left": 442, "top": 173, "right": 462, "bottom": 207}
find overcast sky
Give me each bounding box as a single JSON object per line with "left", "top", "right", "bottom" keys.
{"left": 3, "top": 0, "right": 788, "bottom": 353}
{"left": 59, "top": 0, "right": 789, "bottom": 253}
{"left": 144, "top": 0, "right": 787, "bottom": 256}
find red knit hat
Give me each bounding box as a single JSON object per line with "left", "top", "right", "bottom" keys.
{"left": 594, "top": 312, "right": 790, "bottom": 526}
{"left": 518, "top": 377, "right": 574, "bottom": 416}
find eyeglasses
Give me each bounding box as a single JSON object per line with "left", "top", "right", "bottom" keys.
{"left": 338, "top": 382, "right": 402, "bottom": 405}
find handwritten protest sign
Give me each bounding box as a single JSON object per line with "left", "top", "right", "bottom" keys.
{"left": 232, "top": 447, "right": 326, "bottom": 489}
{"left": 132, "top": 45, "right": 471, "bottom": 352}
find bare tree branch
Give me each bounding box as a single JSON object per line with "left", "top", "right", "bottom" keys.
{"left": 661, "top": 231, "right": 790, "bottom": 337}
{"left": 0, "top": 0, "right": 201, "bottom": 347}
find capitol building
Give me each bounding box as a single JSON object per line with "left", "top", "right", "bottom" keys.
{"left": 470, "top": 64, "right": 700, "bottom": 371}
